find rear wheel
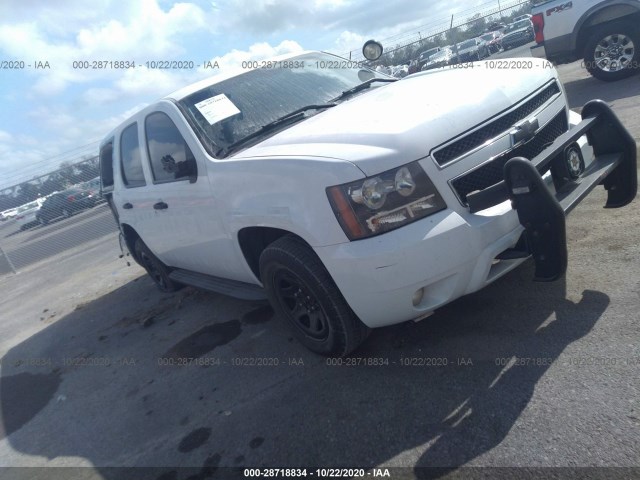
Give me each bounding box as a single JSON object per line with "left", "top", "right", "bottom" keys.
{"left": 134, "top": 239, "right": 182, "bottom": 292}
{"left": 259, "top": 235, "right": 370, "bottom": 356}
{"left": 584, "top": 22, "right": 640, "bottom": 81}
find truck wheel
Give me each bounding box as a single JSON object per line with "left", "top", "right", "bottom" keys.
{"left": 259, "top": 236, "right": 370, "bottom": 356}
{"left": 134, "top": 239, "right": 182, "bottom": 293}
{"left": 584, "top": 22, "right": 640, "bottom": 81}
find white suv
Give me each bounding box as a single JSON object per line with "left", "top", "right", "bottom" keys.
{"left": 101, "top": 49, "right": 636, "bottom": 356}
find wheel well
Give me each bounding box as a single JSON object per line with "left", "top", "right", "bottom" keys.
{"left": 238, "top": 227, "right": 309, "bottom": 280}
{"left": 576, "top": 5, "right": 640, "bottom": 57}
{"left": 120, "top": 223, "right": 142, "bottom": 263}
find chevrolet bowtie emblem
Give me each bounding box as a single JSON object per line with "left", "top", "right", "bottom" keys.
{"left": 510, "top": 117, "right": 539, "bottom": 147}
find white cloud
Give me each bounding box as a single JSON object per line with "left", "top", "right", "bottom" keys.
{"left": 0, "top": 0, "right": 214, "bottom": 98}
{"left": 0, "top": 130, "right": 12, "bottom": 143}
{"left": 333, "top": 31, "right": 365, "bottom": 54}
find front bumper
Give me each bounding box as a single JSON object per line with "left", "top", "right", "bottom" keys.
{"left": 486, "top": 100, "right": 636, "bottom": 281}
{"left": 316, "top": 101, "right": 636, "bottom": 328}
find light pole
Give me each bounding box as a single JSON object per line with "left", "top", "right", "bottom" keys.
{"left": 498, "top": 0, "right": 503, "bottom": 20}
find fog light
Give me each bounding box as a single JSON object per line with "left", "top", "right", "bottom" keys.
{"left": 412, "top": 288, "right": 425, "bottom": 306}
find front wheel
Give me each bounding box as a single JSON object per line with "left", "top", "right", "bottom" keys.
{"left": 584, "top": 22, "right": 640, "bottom": 81}
{"left": 260, "top": 236, "right": 370, "bottom": 356}
{"left": 134, "top": 239, "right": 182, "bottom": 292}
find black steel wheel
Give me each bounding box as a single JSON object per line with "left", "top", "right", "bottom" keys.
{"left": 134, "top": 239, "right": 182, "bottom": 293}
{"left": 260, "top": 235, "right": 370, "bottom": 356}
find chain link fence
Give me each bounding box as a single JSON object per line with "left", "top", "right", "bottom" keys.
{"left": 342, "top": 0, "right": 532, "bottom": 65}
{"left": 0, "top": 156, "right": 118, "bottom": 276}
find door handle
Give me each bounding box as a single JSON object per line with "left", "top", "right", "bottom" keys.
{"left": 122, "top": 203, "right": 133, "bottom": 209}
{"left": 153, "top": 201, "right": 168, "bottom": 210}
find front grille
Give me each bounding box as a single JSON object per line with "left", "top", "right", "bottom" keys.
{"left": 433, "top": 81, "right": 561, "bottom": 166}
{"left": 451, "top": 111, "right": 568, "bottom": 205}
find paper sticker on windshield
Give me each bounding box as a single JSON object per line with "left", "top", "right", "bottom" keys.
{"left": 194, "top": 94, "right": 240, "bottom": 125}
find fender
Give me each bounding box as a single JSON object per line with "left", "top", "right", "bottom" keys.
{"left": 571, "top": 0, "right": 640, "bottom": 55}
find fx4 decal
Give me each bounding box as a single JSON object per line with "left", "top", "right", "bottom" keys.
{"left": 547, "top": 1, "right": 573, "bottom": 16}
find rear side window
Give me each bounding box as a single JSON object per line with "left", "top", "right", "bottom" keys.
{"left": 145, "top": 112, "right": 197, "bottom": 183}
{"left": 99, "top": 139, "right": 114, "bottom": 192}
{"left": 120, "top": 123, "right": 146, "bottom": 187}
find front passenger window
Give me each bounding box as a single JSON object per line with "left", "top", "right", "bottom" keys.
{"left": 145, "top": 112, "right": 197, "bottom": 183}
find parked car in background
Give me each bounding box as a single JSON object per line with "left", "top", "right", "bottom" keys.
{"left": 422, "top": 47, "right": 456, "bottom": 70}
{"left": 513, "top": 14, "right": 533, "bottom": 22}
{"left": 487, "top": 21, "right": 507, "bottom": 32}
{"left": 80, "top": 177, "right": 105, "bottom": 204}
{"left": 481, "top": 31, "right": 504, "bottom": 53}
{"left": 417, "top": 47, "right": 442, "bottom": 69}
{"left": 14, "top": 199, "right": 45, "bottom": 231}
{"left": 453, "top": 38, "right": 490, "bottom": 62}
{"left": 35, "top": 187, "right": 96, "bottom": 225}
{"left": 1, "top": 207, "right": 18, "bottom": 221}
{"left": 501, "top": 19, "right": 535, "bottom": 50}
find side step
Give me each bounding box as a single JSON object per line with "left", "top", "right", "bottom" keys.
{"left": 168, "top": 269, "right": 267, "bottom": 301}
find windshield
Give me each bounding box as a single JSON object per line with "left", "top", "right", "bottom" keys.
{"left": 506, "top": 20, "right": 531, "bottom": 32}
{"left": 177, "top": 53, "right": 387, "bottom": 158}
{"left": 459, "top": 40, "right": 477, "bottom": 49}
{"left": 481, "top": 34, "right": 494, "bottom": 41}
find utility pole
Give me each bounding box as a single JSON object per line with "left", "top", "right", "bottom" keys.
{"left": 498, "top": 0, "right": 503, "bottom": 20}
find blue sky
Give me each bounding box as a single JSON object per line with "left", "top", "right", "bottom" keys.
{"left": 0, "top": 0, "right": 495, "bottom": 190}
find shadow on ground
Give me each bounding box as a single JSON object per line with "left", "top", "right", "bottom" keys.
{"left": 0, "top": 260, "right": 609, "bottom": 479}
{"left": 563, "top": 72, "right": 640, "bottom": 111}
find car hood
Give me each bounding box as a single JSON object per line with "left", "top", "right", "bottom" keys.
{"left": 236, "top": 63, "right": 558, "bottom": 177}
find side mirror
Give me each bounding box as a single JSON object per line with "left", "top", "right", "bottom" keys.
{"left": 362, "top": 40, "right": 383, "bottom": 61}
{"left": 357, "top": 69, "right": 376, "bottom": 82}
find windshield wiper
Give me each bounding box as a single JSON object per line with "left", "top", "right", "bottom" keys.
{"left": 216, "top": 104, "right": 336, "bottom": 157}
{"left": 331, "top": 78, "right": 397, "bottom": 102}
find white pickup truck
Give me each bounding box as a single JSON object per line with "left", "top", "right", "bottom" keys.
{"left": 530, "top": 0, "right": 640, "bottom": 81}
{"left": 100, "top": 44, "right": 637, "bottom": 356}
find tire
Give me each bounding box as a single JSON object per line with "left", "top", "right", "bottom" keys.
{"left": 38, "top": 216, "right": 48, "bottom": 225}
{"left": 134, "top": 239, "right": 182, "bottom": 293}
{"left": 584, "top": 22, "right": 640, "bottom": 81}
{"left": 259, "top": 235, "right": 370, "bottom": 356}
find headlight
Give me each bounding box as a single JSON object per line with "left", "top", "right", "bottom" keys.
{"left": 327, "top": 161, "right": 446, "bottom": 240}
